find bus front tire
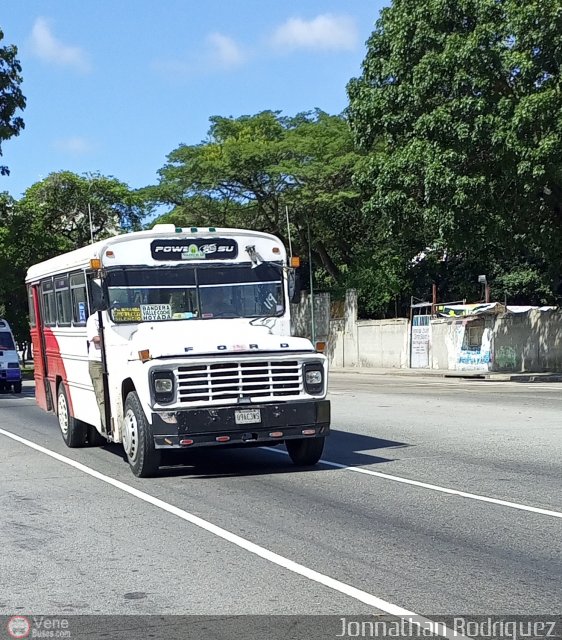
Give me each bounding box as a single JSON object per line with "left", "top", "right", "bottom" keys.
{"left": 285, "top": 436, "right": 325, "bottom": 466}
{"left": 123, "top": 391, "right": 160, "bottom": 477}
{"left": 57, "top": 383, "right": 86, "bottom": 448}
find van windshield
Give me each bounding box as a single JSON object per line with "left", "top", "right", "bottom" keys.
{"left": 0, "top": 331, "right": 16, "bottom": 350}
{"left": 104, "top": 263, "right": 284, "bottom": 323}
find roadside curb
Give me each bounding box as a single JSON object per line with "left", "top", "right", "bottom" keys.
{"left": 507, "top": 373, "right": 562, "bottom": 383}
{"left": 329, "top": 368, "right": 562, "bottom": 383}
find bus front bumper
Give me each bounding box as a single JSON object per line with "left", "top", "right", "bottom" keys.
{"left": 151, "top": 400, "right": 330, "bottom": 449}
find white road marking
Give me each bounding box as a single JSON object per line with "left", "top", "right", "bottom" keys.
{"left": 264, "top": 448, "right": 562, "bottom": 519}
{"left": 0, "top": 427, "right": 467, "bottom": 640}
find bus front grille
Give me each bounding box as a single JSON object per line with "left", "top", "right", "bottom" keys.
{"left": 176, "top": 360, "right": 302, "bottom": 403}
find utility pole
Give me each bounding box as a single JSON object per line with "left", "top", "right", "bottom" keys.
{"left": 307, "top": 220, "right": 315, "bottom": 345}
{"left": 86, "top": 173, "right": 95, "bottom": 245}
{"left": 432, "top": 283, "right": 437, "bottom": 316}
{"left": 88, "top": 202, "right": 94, "bottom": 245}
{"left": 285, "top": 206, "right": 293, "bottom": 258}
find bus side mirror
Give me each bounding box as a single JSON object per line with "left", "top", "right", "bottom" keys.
{"left": 90, "top": 278, "right": 108, "bottom": 312}
{"left": 288, "top": 268, "right": 302, "bottom": 304}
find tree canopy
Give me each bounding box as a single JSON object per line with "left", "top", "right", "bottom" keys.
{"left": 0, "top": 172, "right": 148, "bottom": 342}
{"left": 2, "top": 1, "right": 562, "bottom": 338}
{"left": 150, "top": 110, "right": 367, "bottom": 294}
{"left": 347, "top": 0, "right": 562, "bottom": 310}
{"left": 0, "top": 28, "right": 25, "bottom": 176}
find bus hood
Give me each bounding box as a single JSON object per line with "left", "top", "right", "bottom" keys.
{"left": 128, "top": 320, "right": 316, "bottom": 359}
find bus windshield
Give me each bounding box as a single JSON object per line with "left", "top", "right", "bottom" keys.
{"left": 105, "top": 264, "right": 284, "bottom": 323}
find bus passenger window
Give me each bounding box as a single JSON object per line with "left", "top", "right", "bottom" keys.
{"left": 41, "top": 279, "right": 56, "bottom": 326}
{"left": 70, "top": 273, "right": 88, "bottom": 325}
{"left": 55, "top": 276, "right": 72, "bottom": 326}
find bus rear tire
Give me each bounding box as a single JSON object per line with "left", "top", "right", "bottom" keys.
{"left": 57, "top": 383, "right": 86, "bottom": 448}
{"left": 286, "top": 436, "right": 325, "bottom": 466}
{"left": 123, "top": 391, "right": 160, "bottom": 477}
{"left": 13, "top": 381, "right": 22, "bottom": 394}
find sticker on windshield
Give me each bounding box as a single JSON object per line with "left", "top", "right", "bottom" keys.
{"left": 113, "top": 307, "right": 142, "bottom": 322}
{"left": 140, "top": 304, "right": 172, "bottom": 321}
{"left": 263, "top": 292, "right": 278, "bottom": 310}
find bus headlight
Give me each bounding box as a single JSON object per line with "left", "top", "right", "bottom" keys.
{"left": 304, "top": 364, "right": 324, "bottom": 395}
{"left": 151, "top": 370, "right": 175, "bottom": 403}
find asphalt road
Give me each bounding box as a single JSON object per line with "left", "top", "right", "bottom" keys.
{"left": 0, "top": 374, "right": 561, "bottom": 622}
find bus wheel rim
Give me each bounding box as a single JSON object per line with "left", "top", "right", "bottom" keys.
{"left": 58, "top": 392, "right": 69, "bottom": 436}
{"left": 124, "top": 409, "right": 139, "bottom": 461}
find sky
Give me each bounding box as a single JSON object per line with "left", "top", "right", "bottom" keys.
{"left": 0, "top": 1, "right": 385, "bottom": 201}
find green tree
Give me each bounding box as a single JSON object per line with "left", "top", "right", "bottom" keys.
{"left": 18, "top": 171, "right": 146, "bottom": 249}
{"left": 0, "top": 172, "right": 148, "bottom": 341}
{"left": 348, "top": 0, "right": 562, "bottom": 311}
{"left": 151, "top": 110, "right": 365, "bottom": 293}
{"left": 0, "top": 28, "right": 25, "bottom": 176}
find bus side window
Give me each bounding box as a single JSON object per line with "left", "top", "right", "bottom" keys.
{"left": 70, "top": 273, "right": 88, "bottom": 325}
{"left": 55, "top": 276, "right": 72, "bottom": 326}
{"left": 41, "top": 279, "right": 56, "bottom": 326}
{"left": 27, "top": 286, "right": 36, "bottom": 328}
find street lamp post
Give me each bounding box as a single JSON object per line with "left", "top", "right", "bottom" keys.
{"left": 478, "top": 275, "right": 490, "bottom": 303}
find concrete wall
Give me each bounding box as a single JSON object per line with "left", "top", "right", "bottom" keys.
{"left": 430, "top": 317, "right": 493, "bottom": 371}
{"left": 429, "top": 320, "right": 451, "bottom": 370}
{"left": 356, "top": 320, "right": 410, "bottom": 368}
{"left": 327, "top": 289, "right": 562, "bottom": 373}
{"left": 492, "top": 310, "right": 562, "bottom": 372}
{"left": 291, "top": 291, "right": 331, "bottom": 343}
{"left": 327, "top": 290, "right": 409, "bottom": 368}
{"left": 328, "top": 318, "right": 345, "bottom": 368}
{"left": 327, "top": 290, "right": 359, "bottom": 367}
{"left": 431, "top": 311, "right": 562, "bottom": 372}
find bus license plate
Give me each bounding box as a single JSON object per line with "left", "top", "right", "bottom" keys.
{"left": 235, "top": 409, "right": 261, "bottom": 425}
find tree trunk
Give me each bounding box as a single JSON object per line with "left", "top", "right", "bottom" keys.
{"left": 315, "top": 240, "right": 341, "bottom": 282}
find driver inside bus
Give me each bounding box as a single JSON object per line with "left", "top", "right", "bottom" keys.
{"left": 201, "top": 287, "right": 238, "bottom": 318}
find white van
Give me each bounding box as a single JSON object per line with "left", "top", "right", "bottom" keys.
{"left": 0, "top": 319, "right": 22, "bottom": 393}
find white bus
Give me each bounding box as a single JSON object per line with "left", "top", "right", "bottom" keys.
{"left": 26, "top": 225, "right": 330, "bottom": 476}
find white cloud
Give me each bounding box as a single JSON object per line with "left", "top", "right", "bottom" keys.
{"left": 53, "top": 137, "right": 94, "bottom": 155}
{"left": 151, "top": 32, "right": 246, "bottom": 78}
{"left": 29, "top": 17, "right": 91, "bottom": 73}
{"left": 271, "top": 14, "right": 358, "bottom": 52}
{"left": 206, "top": 33, "right": 246, "bottom": 69}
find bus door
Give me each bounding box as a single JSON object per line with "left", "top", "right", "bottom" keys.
{"left": 29, "top": 284, "right": 53, "bottom": 411}
{"left": 88, "top": 275, "right": 112, "bottom": 437}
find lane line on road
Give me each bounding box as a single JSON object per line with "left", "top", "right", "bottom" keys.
{"left": 263, "top": 448, "right": 562, "bottom": 519}
{"left": 0, "top": 427, "right": 466, "bottom": 640}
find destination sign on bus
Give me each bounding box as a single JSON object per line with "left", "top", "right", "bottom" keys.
{"left": 150, "top": 239, "right": 238, "bottom": 261}
{"left": 140, "top": 304, "right": 172, "bottom": 321}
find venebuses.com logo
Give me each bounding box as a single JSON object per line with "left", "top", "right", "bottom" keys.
{"left": 5, "top": 616, "right": 70, "bottom": 639}
{"left": 6, "top": 616, "right": 31, "bottom": 639}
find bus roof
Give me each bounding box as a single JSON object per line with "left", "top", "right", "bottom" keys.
{"left": 25, "top": 225, "right": 285, "bottom": 282}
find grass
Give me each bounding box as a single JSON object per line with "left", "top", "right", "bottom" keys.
{"left": 21, "top": 364, "right": 35, "bottom": 380}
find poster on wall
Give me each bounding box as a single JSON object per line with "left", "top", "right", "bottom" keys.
{"left": 411, "top": 316, "right": 431, "bottom": 368}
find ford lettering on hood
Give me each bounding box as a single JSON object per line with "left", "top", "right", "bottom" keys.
{"left": 128, "top": 321, "right": 314, "bottom": 360}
